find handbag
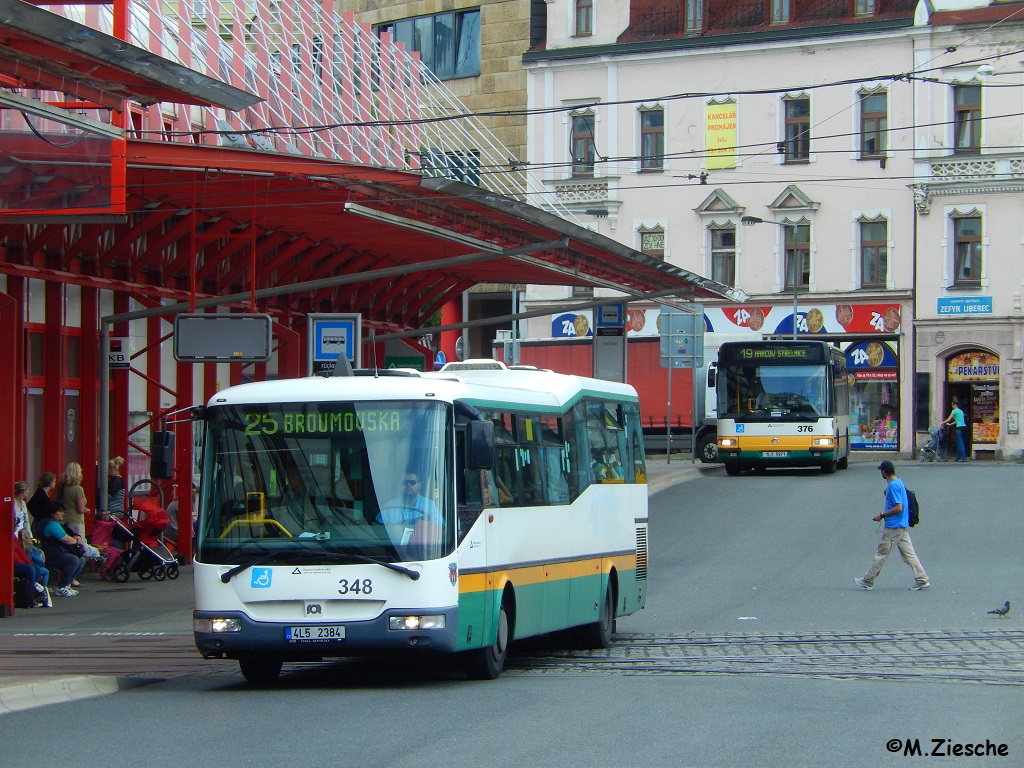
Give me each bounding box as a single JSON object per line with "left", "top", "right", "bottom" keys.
{"left": 64, "top": 541, "right": 86, "bottom": 557}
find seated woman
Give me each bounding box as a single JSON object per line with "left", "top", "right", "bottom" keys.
{"left": 32, "top": 505, "right": 87, "bottom": 597}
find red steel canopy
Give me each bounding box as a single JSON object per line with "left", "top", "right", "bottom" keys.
{"left": 0, "top": 139, "right": 742, "bottom": 331}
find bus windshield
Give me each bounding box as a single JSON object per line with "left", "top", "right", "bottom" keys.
{"left": 196, "top": 400, "right": 453, "bottom": 565}
{"left": 718, "top": 363, "right": 830, "bottom": 419}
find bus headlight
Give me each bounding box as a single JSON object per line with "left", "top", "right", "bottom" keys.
{"left": 194, "top": 617, "right": 242, "bottom": 633}
{"left": 389, "top": 615, "right": 446, "bottom": 631}
{"left": 718, "top": 438, "right": 737, "bottom": 448}
{"left": 812, "top": 437, "right": 835, "bottom": 447}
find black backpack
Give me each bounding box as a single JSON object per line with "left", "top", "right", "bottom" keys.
{"left": 907, "top": 489, "right": 920, "bottom": 527}
{"left": 13, "top": 577, "right": 35, "bottom": 609}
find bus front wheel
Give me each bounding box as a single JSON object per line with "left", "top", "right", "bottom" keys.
{"left": 465, "top": 599, "right": 511, "bottom": 680}
{"left": 239, "top": 657, "right": 283, "bottom": 685}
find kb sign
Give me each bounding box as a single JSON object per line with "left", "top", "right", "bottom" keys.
{"left": 108, "top": 337, "right": 130, "bottom": 369}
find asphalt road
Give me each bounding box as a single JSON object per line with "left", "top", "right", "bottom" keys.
{"left": 1, "top": 460, "right": 1021, "bottom": 767}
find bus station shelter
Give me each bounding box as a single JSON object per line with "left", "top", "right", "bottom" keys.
{"left": 0, "top": 0, "right": 740, "bottom": 615}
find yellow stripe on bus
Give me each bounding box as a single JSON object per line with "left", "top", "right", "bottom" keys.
{"left": 734, "top": 435, "right": 829, "bottom": 450}
{"left": 458, "top": 553, "right": 637, "bottom": 595}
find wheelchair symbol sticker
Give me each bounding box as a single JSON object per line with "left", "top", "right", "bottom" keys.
{"left": 251, "top": 568, "right": 272, "bottom": 588}
{"left": 736, "top": 424, "right": 745, "bottom": 433}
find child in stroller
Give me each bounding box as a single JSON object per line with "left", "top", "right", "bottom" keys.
{"left": 919, "top": 425, "right": 949, "bottom": 462}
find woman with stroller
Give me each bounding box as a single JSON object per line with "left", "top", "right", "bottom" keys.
{"left": 32, "top": 505, "right": 87, "bottom": 597}
{"left": 104, "top": 456, "right": 126, "bottom": 518}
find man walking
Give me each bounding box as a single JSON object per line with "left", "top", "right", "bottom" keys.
{"left": 854, "top": 460, "right": 930, "bottom": 591}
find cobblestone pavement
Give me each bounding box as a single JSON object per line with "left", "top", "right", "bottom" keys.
{"left": 505, "top": 629, "right": 1024, "bottom": 685}
{"left": 3, "top": 629, "right": 1022, "bottom": 689}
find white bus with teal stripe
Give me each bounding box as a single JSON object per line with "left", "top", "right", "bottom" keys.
{"left": 192, "top": 360, "right": 649, "bottom": 682}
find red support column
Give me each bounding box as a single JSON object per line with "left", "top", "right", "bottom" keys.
{"left": 44, "top": 282, "right": 65, "bottom": 475}
{"left": 0, "top": 292, "right": 19, "bottom": 616}
{"left": 80, "top": 287, "right": 98, "bottom": 530}
{"left": 174, "top": 359, "right": 194, "bottom": 562}
{"left": 112, "top": 292, "right": 130, "bottom": 473}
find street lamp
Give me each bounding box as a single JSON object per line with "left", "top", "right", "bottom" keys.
{"left": 741, "top": 215, "right": 801, "bottom": 340}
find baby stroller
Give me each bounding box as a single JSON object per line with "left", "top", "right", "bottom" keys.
{"left": 919, "top": 426, "right": 949, "bottom": 462}
{"left": 99, "top": 490, "right": 180, "bottom": 582}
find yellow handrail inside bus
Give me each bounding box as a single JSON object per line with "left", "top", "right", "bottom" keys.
{"left": 219, "top": 491, "right": 292, "bottom": 538}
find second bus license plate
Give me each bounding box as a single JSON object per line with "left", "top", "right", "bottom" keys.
{"left": 761, "top": 451, "right": 789, "bottom": 458}
{"left": 286, "top": 625, "right": 346, "bottom": 643}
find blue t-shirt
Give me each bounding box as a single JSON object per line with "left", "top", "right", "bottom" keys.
{"left": 43, "top": 519, "right": 70, "bottom": 541}
{"left": 883, "top": 477, "right": 910, "bottom": 528}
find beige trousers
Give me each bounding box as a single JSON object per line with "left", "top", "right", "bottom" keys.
{"left": 862, "top": 526, "right": 928, "bottom": 585}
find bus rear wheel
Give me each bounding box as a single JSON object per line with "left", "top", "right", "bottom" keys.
{"left": 239, "top": 657, "right": 283, "bottom": 685}
{"left": 465, "top": 599, "right": 511, "bottom": 680}
{"left": 576, "top": 581, "right": 615, "bottom": 649}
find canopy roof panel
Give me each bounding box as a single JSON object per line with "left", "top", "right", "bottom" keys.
{"left": 0, "top": 140, "right": 743, "bottom": 332}
{"left": 0, "top": 0, "right": 260, "bottom": 110}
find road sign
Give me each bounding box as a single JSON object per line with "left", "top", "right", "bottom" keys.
{"left": 308, "top": 313, "right": 361, "bottom": 376}
{"left": 108, "top": 336, "right": 130, "bottom": 369}
{"left": 659, "top": 305, "right": 704, "bottom": 369}
{"left": 174, "top": 313, "right": 273, "bottom": 363}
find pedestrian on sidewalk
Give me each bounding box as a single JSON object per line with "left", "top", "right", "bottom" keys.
{"left": 56, "top": 462, "right": 91, "bottom": 537}
{"left": 854, "top": 460, "right": 930, "bottom": 591}
{"left": 27, "top": 471, "right": 58, "bottom": 524}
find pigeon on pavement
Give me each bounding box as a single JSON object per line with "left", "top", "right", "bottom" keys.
{"left": 987, "top": 601, "right": 1010, "bottom": 618}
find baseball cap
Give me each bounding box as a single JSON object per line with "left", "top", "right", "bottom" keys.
{"left": 877, "top": 460, "right": 895, "bottom": 474}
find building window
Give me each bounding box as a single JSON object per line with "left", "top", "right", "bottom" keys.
{"left": 860, "top": 221, "right": 887, "bottom": 288}
{"left": 711, "top": 227, "right": 736, "bottom": 286}
{"left": 860, "top": 92, "right": 887, "bottom": 158}
{"left": 575, "top": 0, "right": 593, "bottom": 36}
{"left": 954, "top": 85, "right": 981, "bottom": 153}
{"left": 640, "top": 109, "right": 665, "bottom": 170}
{"left": 772, "top": 0, "right": 790, "bottom": 25}
{"left": 685, "top": 0, "right": 703, "bottom": 34}
{"left": 640, "top": 228, "right": 665, "bottom": 260}
{"left": 855, "top": 0, "right": 875, "bottom": 15}
{"left": 375, "top": 9, "right": 481, "bottom": 80}
{"left": 571, "top": 114, "right": 596, "bottom": 177}
{"left": 783, "top": 98, "right": 810, "bottom": 162}
{"left": 953, "top": 216, "right": 982, "bottom": 285}
{"left": 783, "top": 223, "right": 810, "bottom": 291}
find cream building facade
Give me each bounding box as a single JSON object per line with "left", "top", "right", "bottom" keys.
{"left": 520, "top": 0, "right": 1024, "bottom": 459}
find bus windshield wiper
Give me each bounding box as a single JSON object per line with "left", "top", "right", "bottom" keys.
{"left": 335, "top": 552, "right": 420, "bottom": 580}
{"left": 220, "top": 551, "right": 281, "bottom": 583}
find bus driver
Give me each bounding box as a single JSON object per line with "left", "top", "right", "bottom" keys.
{"left": 376, "top": 471, "right": 443, "bottom": 545}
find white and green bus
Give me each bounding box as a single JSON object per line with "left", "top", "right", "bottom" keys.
{"left": 716, "top": 340, "right": 851, "bottom": 476}
{"left": 192, "top": 360, "right": 648, "bottom": 682}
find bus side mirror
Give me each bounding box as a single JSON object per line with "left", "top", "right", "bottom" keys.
{"left": 151, "top": 430, "right": 175, "bottom": 479}
{"left": 467, "top": 420, "right": 494, "bottom": 471}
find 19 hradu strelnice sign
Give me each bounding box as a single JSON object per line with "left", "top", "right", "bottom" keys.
{"left": 308, "top": 313, "right": 362, "bottom": 376}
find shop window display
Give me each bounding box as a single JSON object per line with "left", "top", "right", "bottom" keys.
{"left": 846, "top": 340, "right": 899, "bottom": 451}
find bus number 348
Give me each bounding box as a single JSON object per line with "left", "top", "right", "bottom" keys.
{"left": 338, "top": 579, "right": 373, "bottom": 595}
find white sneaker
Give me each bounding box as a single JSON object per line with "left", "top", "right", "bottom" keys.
{"left": 42, "top": 588, "right": 52, "bottom": 607}
{"left": 33, "top": 582, "right": 46, "bottom": 594}
{"left": 56, "top": 586, "right": 78, "bottom": 597}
